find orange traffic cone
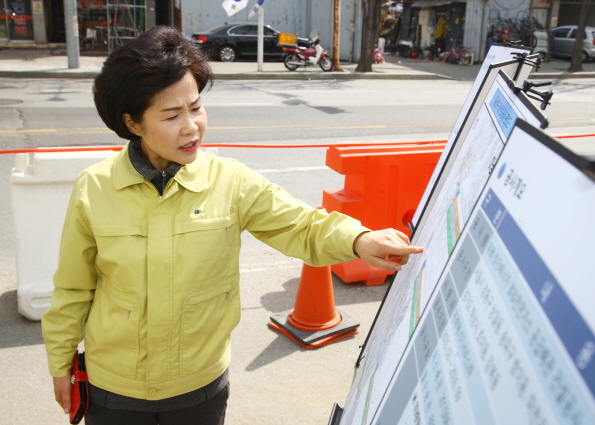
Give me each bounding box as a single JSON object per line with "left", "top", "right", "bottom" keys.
{"left": 268, "top": 263, "right": 359, "bottom": 349}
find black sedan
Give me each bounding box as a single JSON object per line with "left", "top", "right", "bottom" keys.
{"left": 192, "top": 23, "right": 311, "bottom": 62}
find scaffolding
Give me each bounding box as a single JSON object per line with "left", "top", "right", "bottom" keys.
{"left": 106, "top": 0, "right": 146, "bottom": 53}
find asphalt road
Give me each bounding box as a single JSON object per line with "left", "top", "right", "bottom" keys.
{"left": 1, "top": 78, "right": 594, "bottom": 145}
{"left": 1, "top": 77, "right": 594, "bottom": 424}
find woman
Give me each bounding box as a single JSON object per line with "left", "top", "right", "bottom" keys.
{"left": 42, "top": 26, "right": 422, "bottom": 425}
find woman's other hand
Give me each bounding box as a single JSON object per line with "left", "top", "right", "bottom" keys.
{"left": 53, "top": 375, "right": 72, "bottom": 414}
{"left": 353, "top": 229, "right": 423, "bottom": 271}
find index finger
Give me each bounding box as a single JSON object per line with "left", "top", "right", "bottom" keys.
{"left": 387, "top": 245, "right": 423, "bottom": 256}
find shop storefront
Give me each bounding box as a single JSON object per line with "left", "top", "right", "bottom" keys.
{"left": 0, "top": 0, "right": 35, "bottom": 41}
{"left": 411, "top": 0, "right": 467, "bottom": 53}
{"left": 1, "top": 0, "right": 150, "bottom": 49}
{"left": 76, "top": 0, "right": 146, "bottom": 50}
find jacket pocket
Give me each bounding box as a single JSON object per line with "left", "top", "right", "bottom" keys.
{"left": 179, "top": 275, "right": 240, "bottom": 376}
{"left": 92, "top": 225, "right": 148, "bottom": 285}
{"left": 172, "top": 215, "right": 236, "bottom": 234}
{"left": 85, "top": 277, "right": 140, "bottom": 380}
{"left": 172, "top": 215, "right": 241, "bottom": 283}
{"left": 93, "top": 225, "right": 147, "bottom": 237}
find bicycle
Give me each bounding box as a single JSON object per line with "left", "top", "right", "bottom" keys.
{"left": 439, "top": 39, "right": 474, "bottom": 65}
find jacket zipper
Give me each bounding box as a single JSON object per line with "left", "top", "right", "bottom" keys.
{"left": 161, "top": 171, "right": 167, "bottom": 197}
{"left": 126, "top": 310, "right": 130, "bottom": 318}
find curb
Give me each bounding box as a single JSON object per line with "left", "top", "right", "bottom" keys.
{"left": 215, "top": 72, "right": 450, "bottom": 81}
{"left": 0, "top": 70, "right": 594, "bottom": 80}
{"left": 0, "top": 71, "right": 99, "bottom": 79}
{"left": 531, "top": 71, "right": 595, "bottom": 79}
{"left": 0, "top": 70, "right": 449, "bottom": 80}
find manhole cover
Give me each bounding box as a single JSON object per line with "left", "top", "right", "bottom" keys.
{"left": 0, "top": 99, "right": 22, "bottom": 105}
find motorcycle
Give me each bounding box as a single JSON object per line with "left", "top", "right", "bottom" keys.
{"left": 282, "top": 37, "right": 333, "bottom": 72}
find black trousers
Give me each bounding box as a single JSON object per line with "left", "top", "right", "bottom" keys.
{"left": 84, "top": 383, "right": 229, "bottom": 425}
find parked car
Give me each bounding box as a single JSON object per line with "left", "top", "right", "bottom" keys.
{"left": 550, "top": 25, "right": 595, "bottom": 62}
{"left": 192, "top": 23, "right": 311, "bottom": 62}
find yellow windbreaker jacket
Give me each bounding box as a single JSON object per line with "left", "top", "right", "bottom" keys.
{"left": 42, "top": 144, "right": 368, "bottom": 400}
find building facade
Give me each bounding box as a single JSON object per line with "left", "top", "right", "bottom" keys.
{"left": 0, "top": 0, "right": 590, "bottom": 63}
{"left": 0, "top": 0, "right": 364, "bottom": 61}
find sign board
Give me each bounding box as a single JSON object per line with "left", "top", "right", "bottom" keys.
{"left": 341, "top": 119, "right": 595, "bottom": 425}
{"left": 334, "top": 62, "right": 554, "bottom": 425}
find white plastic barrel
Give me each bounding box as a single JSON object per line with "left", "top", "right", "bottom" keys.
{"left": 10, "top": 149, "right": 117, "bottom": 320}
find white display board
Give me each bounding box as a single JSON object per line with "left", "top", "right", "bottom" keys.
{"left": 352, "top": 119, "right": 595, "bottom": 425}
{"left": 411, "top": 46, "right": 535, "bottom": 228}
{"left": 336, "top": 68, "right": 551, "bottom": 425}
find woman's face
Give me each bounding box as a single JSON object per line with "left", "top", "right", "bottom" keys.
{"left": 123, "top": 71, "right": 207, "bottom": 171}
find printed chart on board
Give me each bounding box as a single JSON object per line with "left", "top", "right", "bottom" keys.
{"left": 370, "top": 120, "right": 595, "bottom": 425}
{"left": 339, "top": 71, "right": 548, "bottom": 425}
{"left": 411, "top": 45, "right": 534, "bottom": 227}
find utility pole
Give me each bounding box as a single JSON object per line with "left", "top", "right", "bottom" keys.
{"left": 257, "top": 6, "right": 264, "bottom": 72}
{"left": 332, "top": 0, "right": 343, "bottom": 71}
{"left": 63, "top": 0, "right": 80, "bottom": 69}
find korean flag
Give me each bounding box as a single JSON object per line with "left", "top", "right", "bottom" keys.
{"left": 248, "top": 0, "right": 265, "bottom": 19}
{"left": 222, "top": 0, "right": 249, "bottom": 17}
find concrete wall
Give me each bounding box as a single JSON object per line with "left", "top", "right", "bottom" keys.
{"left": 180, "top": 0, "right": 363, "bottom": 62}
{"left": 463, "top": 0, "right": 488, "bottom": 59}
{"left": 181, "top": 1, "right": 307, "bottom": 43}
{"left": 32, "top": 0, "right": 47, "bottom": 44}
{"left": 486, "top": 0, "right": 532, "bottom": 24}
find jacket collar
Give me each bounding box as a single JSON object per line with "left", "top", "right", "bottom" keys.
{"left": 113, "top": 142, "right": 209, "bottom": 193}
{"left": 175, "top": 151, "right": 209, "bottom": 193}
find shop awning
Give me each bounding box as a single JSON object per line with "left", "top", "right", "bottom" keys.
{"left": 411, "top": 0, "right": 466, "bottom": 7}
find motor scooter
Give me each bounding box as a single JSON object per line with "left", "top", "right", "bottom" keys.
{"left": 374, "top": 47, "right": 385, "bottom": 64}
{"left": 283, "top": 37, "right": 333, "bottom": 72}
{"left": 439, "top": 38, "right": 473, "bottom": 65}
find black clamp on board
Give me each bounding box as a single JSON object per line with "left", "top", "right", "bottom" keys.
{"left": 512, "top": 51, "right": 543, "bottom": 80}
{"left": 583, "top": 160, "right": 595, "bottom": 181}
{"left": 513, "top": 79, "right": 553, "bottom": 111}
{"left": 328, "top": 403, "right": 344, "bottom": 425}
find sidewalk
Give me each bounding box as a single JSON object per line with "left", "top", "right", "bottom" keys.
{"left": 0, "top": 47, "right": 594, "bottom": 80}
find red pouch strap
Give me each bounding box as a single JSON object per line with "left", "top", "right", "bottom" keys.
{"left": 73, "top": 369, "right": 88, "bottom": 382}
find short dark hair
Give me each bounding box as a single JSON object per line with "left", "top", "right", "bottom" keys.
{"left": 93, "top": 25, "right": 214, "bottom": 140}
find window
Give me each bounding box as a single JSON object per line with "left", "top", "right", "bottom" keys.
{"left": 552, "top": 28, "right": 570, "bottom": 38}
{"left": 229, "top": 25, "right": 253, "bottom": 35}
{"left": 569, "top": 29, "right": 590, "bottom": 40}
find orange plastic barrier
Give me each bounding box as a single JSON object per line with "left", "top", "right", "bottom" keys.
{"left": 268, "top": 263, "right": 359, "bottom": 349}
{"left": 323, "top": 143, "right": 445, "bottom": 286}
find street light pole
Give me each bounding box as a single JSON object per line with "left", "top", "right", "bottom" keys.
{"left": 63, "top": 0, "right": 80, "bottom": 69}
